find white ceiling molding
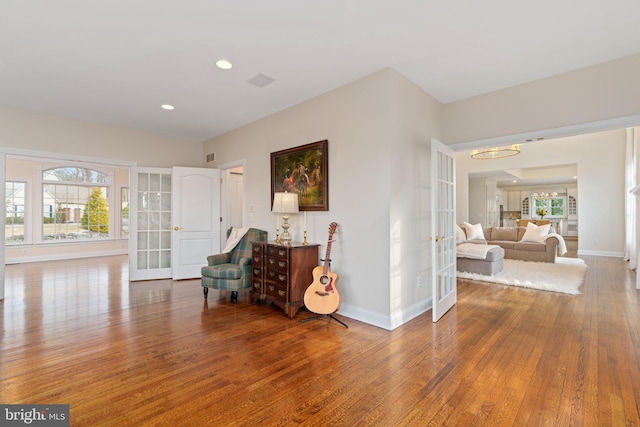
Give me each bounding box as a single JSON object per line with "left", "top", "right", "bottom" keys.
{"left": 449, "top": 114, "right": 640, "bottom": 152}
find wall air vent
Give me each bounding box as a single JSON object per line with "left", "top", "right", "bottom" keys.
{"left": 206, "top": 152, "right": 216, "bottom": 163}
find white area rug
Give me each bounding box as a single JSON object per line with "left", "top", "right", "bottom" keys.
{"left": 457, "top": 257, "right": 587, "bottom": 295}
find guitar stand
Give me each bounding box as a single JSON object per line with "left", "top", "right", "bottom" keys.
{"left": 301, "top": 257, "right": 349, "bottom": 328}
{"left": 301, "top": 312, "right": 349, "bottom": 328}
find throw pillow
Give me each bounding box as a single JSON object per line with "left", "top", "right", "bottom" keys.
{"left": 455, "top": 224, "right": 466, "bottom": 244}
{"left": 520, "top": 222, "right": 551, "bottom": 243}
{"left": 462, "top": 222, "right": 486, "bottom": 241}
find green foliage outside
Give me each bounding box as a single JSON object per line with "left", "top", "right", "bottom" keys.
{"left": 81, "top": 187, "right": 109, "bottom": 233}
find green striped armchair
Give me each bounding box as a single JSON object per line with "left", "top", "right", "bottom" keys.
{"left": 201, "top": 228, "right": 267, "bottom": 303}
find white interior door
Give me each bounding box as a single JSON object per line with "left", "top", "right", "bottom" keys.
{"left": 129, "top": 167, "right": 173, "bottom": 281}
{"left": 431, "top": 138, "right": 457, "bottom": 322}
{"left": 171, "top": 167, "right": 221, "bottom": 280}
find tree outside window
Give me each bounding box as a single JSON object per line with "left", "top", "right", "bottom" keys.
{"left": 81, "top": 187, "right": 109, "bottom": 234}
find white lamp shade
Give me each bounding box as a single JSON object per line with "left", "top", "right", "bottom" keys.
{"left": 272, "top": 192, "right": 299, "bottom": 213}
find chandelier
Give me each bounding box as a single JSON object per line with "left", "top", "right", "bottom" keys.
{"left": 470, "top": 144, "right": 520, "bottom": 160}
{"left": 531, "top": 192, "right": 557, "bottom": 199}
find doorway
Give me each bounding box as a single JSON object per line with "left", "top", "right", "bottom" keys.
{"left": 220, "top": 161, "right": 245, "bottom": 247}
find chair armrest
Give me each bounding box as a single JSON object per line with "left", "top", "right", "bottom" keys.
{"left": 238, "top": 257, "right": 252, "bottom": 267}
{"left": 207, "top": 253, "right": 231, "bottom": 266}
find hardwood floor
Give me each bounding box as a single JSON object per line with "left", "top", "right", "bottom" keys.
{"left": 1, "top": 254, "right": 639, "bottom": 426}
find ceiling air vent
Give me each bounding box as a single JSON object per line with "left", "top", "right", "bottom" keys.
{"left": 206, "top": 152, "right": 216, "bottom": 163}
{"left": 247, "top": 73, "right": 275, "bottom": 88}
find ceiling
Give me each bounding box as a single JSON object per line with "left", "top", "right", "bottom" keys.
{"left": 469, "top": 164, "right": 578, "bottom": 189}
{"left": 2, "top": 1, "right": 640, "bottom": 142}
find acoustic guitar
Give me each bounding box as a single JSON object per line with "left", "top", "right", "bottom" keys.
{"left": 304, "top": 222, "right": 340, "bottom": 315}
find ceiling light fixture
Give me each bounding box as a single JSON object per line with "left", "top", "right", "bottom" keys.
{"left": 531, "top": 192, "right": 558, "bottom": 199}
{"left": 216, "top": 59, "right": 233, "bottom": 70}
{"left": 161, "top": 104, "right": 174, "bottom": 110}
{"left": 470, "top": 144, "right": 520, "bottom": 160}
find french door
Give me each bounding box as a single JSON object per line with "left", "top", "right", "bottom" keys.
{"left": 431, "top": 139, "right": 457, "bottom": 322}
{"left": 129, "top": 166, "right": 220, "bottom": 281}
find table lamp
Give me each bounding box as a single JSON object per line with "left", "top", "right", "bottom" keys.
{"left": 272, "top": 192, "right": 299, "bottom": 245}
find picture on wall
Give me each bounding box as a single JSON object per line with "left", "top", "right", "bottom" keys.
{"left": 271, "top": 139, "right": 328, "bottom": 211}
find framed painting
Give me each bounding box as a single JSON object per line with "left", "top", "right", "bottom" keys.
{"left": 271, "top": 139, "right": 328, "bottom": 211}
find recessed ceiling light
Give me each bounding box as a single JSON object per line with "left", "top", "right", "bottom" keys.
{"left": 216, "top": 59, "right": 233, "bottom": 70}
{"left": 161, "top": 104, "right": 174, "bottom": 110}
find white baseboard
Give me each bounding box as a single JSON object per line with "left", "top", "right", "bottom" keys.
{"left": 390, "top": 298, "right": 433, "bottom": 329}
{"left": 336, "top": 297, "right": 433, "bottom": 331}
{"left": 6, "top": 249, "right": 128, "bottom": 264}
{"left": 334, "top": 303, "right": 392, "bottom": 330}
{"left": 577, "top": 249, "right": 625, "bottom": 258}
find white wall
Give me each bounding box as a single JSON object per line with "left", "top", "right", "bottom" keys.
{"left": 203, "top": 68, "right": 443, "bottom": 329}
{"left": 457, "top": 129, "right": 627, "bottom": 257}
{"left": 0, "top": 106, "right": 202, "bottom": 167}
{"left": 0, "top": 106, "right": 203, "bottom": 263}
{"left": 444, "top": 53, "right": 640, "bottom": 145}
{"left": 389, "top": 71, "right": 443, "bottom": 326}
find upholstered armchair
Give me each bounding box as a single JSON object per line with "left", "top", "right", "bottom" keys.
{"left": 201, "top": 227, "right": 268, "bottom": 303}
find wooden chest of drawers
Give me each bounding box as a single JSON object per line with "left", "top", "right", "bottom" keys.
{"left": 250, "top": 242, "right": 319, "bottom": 318}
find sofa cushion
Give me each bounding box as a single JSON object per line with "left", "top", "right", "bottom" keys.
{"left": 491, "top": 241, "right": 516, "bottom": 250}
{"left": 520, "top": 222, "right": 551, "bottom": 243}
{"left": 463, "top": 222, "right": 486, "bottom": 241}
{"left": 490, "top": 227, "right": 518, "bottom": 242}
{"left": 456, "top": 224, "right": 467, "bottom": 244}
{"left": 512, "top": 241, "right": 547, "bottom": 252}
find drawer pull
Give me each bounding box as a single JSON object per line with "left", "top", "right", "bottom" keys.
{"left": 278, "top": 261, "right": 286, "bottom": 268}
{"left": 268, "top": 285, "right": 275, "bottom": 291}
{"left": 278, "top": 250, "right": 286, "bottom": 256}
{"left": 278, "top": 274, "right": 286, "bottom": 281}
{"left": 278, "top": 290, "right": 285, "bottom": 297}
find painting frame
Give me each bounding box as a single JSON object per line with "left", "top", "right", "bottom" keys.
{"left": 271, "top": 140, "right": 328, "bottom": 211}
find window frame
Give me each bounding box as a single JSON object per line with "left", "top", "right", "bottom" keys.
{"left": 119, "top": 185, "right": 130, "bottom": 240}
{"left": 533, "top": 196, "right": 567, "bottom": 219}
{"left": 39, "top": 165, "right": 115, "bottom": 243}
{"left": 5, "top": 180, "right": 32, "bottom": 245}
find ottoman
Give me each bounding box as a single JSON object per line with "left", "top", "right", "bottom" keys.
{"left": 457, "top": 246, "right": 504, "bottom": 276}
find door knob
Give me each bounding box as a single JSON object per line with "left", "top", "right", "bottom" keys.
{"left": 174, "top": 226, "right": 181, "bottom": 231}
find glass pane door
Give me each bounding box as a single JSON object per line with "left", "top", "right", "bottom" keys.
{"left": 129, "top": 167, "right": 172, "bottom": 281}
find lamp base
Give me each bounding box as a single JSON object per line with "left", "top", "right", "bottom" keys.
{"left": 281, "top": 214, "right": 293, "bottom": 245}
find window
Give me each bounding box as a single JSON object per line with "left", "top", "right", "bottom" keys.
{"left": 533, "top": 196, "right": 566, "bottom": 218}
{"left": 568, "top": 195, "right": 577, "bottom": 215}
{"left": 6, "top": 181, "right": 26, "bottom": 244}
{"left": 522, "top": 197, "right": 530, "bottom": 215}
{"left": 121, "top": 187, "right": 129, "bottom": 238}
{"left": 42, "top": 167, "right": 111, "bottom": 241}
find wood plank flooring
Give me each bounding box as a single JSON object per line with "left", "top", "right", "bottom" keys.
{"left": 1, "top": 253, "right": 639, "bottom": 426}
